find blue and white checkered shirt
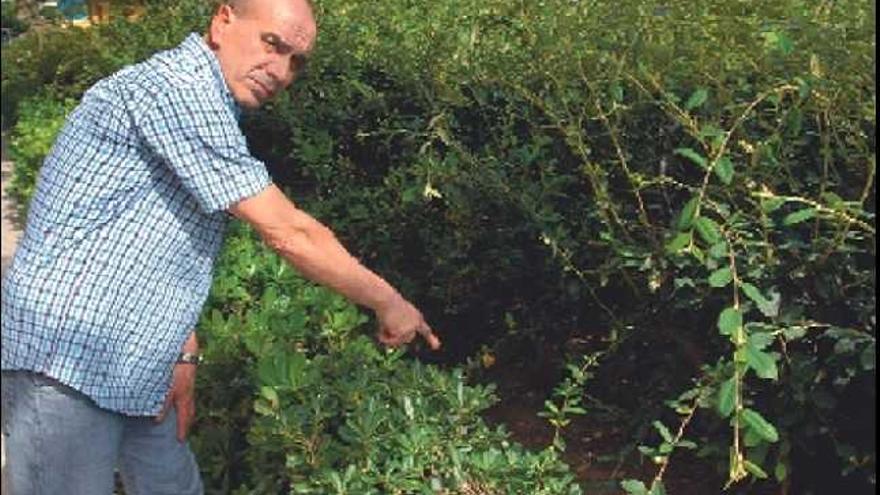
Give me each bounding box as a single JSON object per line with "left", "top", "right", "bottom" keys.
{"left": 1, "top": 33, "right": 271, "bottom": 415}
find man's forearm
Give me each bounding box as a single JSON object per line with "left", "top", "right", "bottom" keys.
{"left": 229, "top": 184, "right": 404, "bottom": 314}
{"left": 266, "top": 218, "right": 402, "bottom": 313}
{"left": 228, "top": 185, "right": 439, "bottom": 350}
{"left": 181, "top": 330, "right": 199, "bottom": 354}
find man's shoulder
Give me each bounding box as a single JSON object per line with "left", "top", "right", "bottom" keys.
{"left": 146, "top": 43, "right": 214, "bottom": 88}
{"left": 102, "top": 35, "right": 218, "bottom": 102}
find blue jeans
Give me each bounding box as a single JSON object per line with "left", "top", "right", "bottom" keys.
{"left": 1, "top": 370, "right": 203, "bottom": 495}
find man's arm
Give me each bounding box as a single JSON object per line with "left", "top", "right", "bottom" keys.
{"left": 180, "top": 330, "right": 199, "bottom": 355}
{"left": 157, "top": 331, "right": 198, "bottom": 439}
{"left": 228, "top": 184, "right": 440, "bottom": 349}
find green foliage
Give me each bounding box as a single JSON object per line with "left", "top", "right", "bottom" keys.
{"left": 0, "top": 0, "right": 210, "bottom": 124}
{"left": 4, "top": 0, "right": 875, "bottom": 491}
{"left": 193, "top": 223, "right": 583, "bottom": 494}
{"left": 7, "top": 94, "right": 76, "bottom": 216}
{"left": 1, "top": 2, "right": 29, "bottom": 37}
{"left": 538, "top": 355, "right": 594, "bottom": 452}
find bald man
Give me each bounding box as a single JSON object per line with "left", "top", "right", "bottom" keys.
{"left": 0, "top": 1, "right": 439, "bottom": 493}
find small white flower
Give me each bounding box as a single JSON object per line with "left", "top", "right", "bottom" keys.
{"left": 423, "top": 182, "right": 442, "bottom": 199}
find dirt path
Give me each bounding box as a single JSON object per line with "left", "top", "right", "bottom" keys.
{"left": 2, "top": 133, "right": 23, "bottom": 276}
{"left": 1, "top": 131, "right": 23, "bottom": 495}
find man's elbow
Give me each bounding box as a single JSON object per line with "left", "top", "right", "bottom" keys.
{"left": 263, "top": 220, "right": 336, "bottom": 263}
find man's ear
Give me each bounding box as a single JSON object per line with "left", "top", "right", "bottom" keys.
{"left": 207, "top": 4, "right": 235, "bottom": 47}
{"left": 216, "top": 3, "right": 235, "bottom": 24}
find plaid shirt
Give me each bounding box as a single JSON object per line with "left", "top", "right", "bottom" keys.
{"left": 1, "top": 33, "right": 270, "bottom": 415}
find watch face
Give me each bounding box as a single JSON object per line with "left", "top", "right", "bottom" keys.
{"left": 178, "top": 352, "right": 202, "bottom": 364}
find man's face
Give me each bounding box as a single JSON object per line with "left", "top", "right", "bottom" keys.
{"left": 208, "top": 0, "right": 316, "bottom": 110}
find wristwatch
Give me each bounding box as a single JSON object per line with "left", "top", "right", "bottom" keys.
{"left": 177, "top": 351, "right": 203, "bottom": 365}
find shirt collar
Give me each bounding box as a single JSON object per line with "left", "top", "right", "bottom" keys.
{"left": 179, "top": 33, "right": 242, "bottom": 120}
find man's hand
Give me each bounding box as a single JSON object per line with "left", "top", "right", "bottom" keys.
{"left": 157, "top": 332, "right": 199, "bottom": 441}
{"left": 231, "top": 186, "right": 443, "bottom": 352}
{"left": 156, "top": 361, "right": 197, "bottom": 442}
{"left": 376, "top": 295, "right": 441, "bottom": 350}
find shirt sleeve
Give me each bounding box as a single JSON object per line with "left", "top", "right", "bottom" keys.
{"left": 136, "top": 84, "right": 271, "bottom": 214}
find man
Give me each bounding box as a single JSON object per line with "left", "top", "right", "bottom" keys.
{"left": 0, "top": 0, "right": 440, "bottom": 493}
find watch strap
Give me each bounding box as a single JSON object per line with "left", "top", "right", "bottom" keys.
{"left": 177, "top": 351, "right": 203, "bottom": 365}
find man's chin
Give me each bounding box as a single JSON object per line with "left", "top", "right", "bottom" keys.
{"left": 234, "top": 95, "right": 263, "bottom": 111}
{"left": 230, "top": 88, "right": 265, "bottom": 111}
{"left": 240, "top": 100, "right": 263, "bottom": 111}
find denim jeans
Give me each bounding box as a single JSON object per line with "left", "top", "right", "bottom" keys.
{"left": 1, "top": 370, "right": 203, "bottom": 495}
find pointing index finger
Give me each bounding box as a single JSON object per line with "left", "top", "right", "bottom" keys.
{"left": 416, "top": 323, "right": 441, "bottom": 351}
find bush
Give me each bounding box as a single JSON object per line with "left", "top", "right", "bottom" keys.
{"left": 7, "top": 94, "right": 76, "bottom": 216}
{"left": 0, "top": 0, "right": 210, "bottom": 124}
{"left": 5, "top": 0, "right": 874, "bottom": 491}
{"left": 1, "top": 2, "right": 29, "bottom": 38}
{"left": 247, "top": 2, "right": 875, "bottom": 489}
{"left": 192, "top": 222, "right": 582, "bottom": 494}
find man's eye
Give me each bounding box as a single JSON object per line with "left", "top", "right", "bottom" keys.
{"left": 261, "top": 35, "right": 279, "bottom": 51}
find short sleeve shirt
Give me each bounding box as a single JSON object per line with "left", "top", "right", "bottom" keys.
{"left": 1, "top": 33, "right": 271, "bottom": 415}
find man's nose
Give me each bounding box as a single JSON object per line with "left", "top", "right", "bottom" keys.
{"left": 265, "top": 56, "right": 294, "bottom": 88}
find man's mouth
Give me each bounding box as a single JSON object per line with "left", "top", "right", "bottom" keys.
{"left": 249, "top": 77, "right": 274, "bottom": 99}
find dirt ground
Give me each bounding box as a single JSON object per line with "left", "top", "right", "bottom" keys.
{"left": 475, "top": 346, "right": 783, "bottom": 495}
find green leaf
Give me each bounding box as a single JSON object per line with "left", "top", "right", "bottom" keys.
{"left": 744, "top": 459, "right": 769, "bottom": 479}
{"left": 690, "top": 245, "right": 706, "bottom": 264}
{"left": 621, "top": 480, "right": 649, "bottom": 495}
{"left": 698, "top": 124, "right": 724, "bottom": 140}
{"left": 650, "top": 481, "right": 667, "bottom": 495}
{"left": 674, "top": 147, "right": 708, "bottom": 169}
{"left": 695, "top": 217, "right": 723, "bottom": 245}
{"left": 287, "top": 352, "right": 308, "bottom": 389}
{"left": 611, "top": 84, "right": 624, "bottom": 102}
{"left": 783, "top": 208, "right": 817, "bottom": 225}
{"left": 260, "top": 386, "right": 280, "bottom": 409}
{"left": 653, "top": 421, "right": 674, "bottom": 443}
{"left": 745, "top": 343, "right": 779, "bottom": 380}
{"left": 708, "top": 240, "right": 729, "bottom": 259}
{"left": 860, "top": 343, "right": 875, "bottom": 371}
{"left": 782, "top": 326, "right": 807, "bottom": 340}
{"left": 253, "top": 399, "right": 274, "bottom": 417}
{"left": 740, "top": 280, "right": 764, "bottom": 301}
{"left": 717, "top": 376, "right": 736, "bottom": 417}
{"left": 676, "top": 197, "right": 700, "bottom": 230}
{"left": 718, "top": 307, "right": 743, "bottom": 336}
{"left": 743, "top": 427, "right": 762, "bottom": 447}
{"left": 774, "top": 461, "right": 789, "bottom": 482}
{"left": 709, "top": 267, "right": 733, "bottom": 287}
{"left": 820, "top": 191, "right": 845, "bottom": 209}
{"left": 741, "top": 408, "right": 779, "bottom": 442}
{"left": 685, "top": 89, "right": 709, "bottom": 110}
{"left": 761, "top": 197, "right": 787, "bottom": 213}
{"left": 741, "top": 283, "right": 780, "bottom": 317}
{"left": 714, "top": 156, "right": 734, "bottom": 185}
{"left": 666, "top": 232, "right": 692, "bottom": 254}
{"left": 257, "top": 354, "right": 285, "bottom": 385}
{"left": 762, "top": 30, "right": 794, "bottom": 55}
{"left": 747, "top": 330, "right": 775, "bottom": 350}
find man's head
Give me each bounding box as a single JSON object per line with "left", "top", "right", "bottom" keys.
{"left": 206, "top": 0, "right": 317, "bottom": 110}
